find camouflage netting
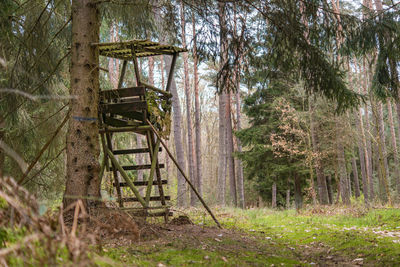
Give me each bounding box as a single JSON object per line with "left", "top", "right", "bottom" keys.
{"left": 146, "top": 90, "right": 171, "bottom": 139}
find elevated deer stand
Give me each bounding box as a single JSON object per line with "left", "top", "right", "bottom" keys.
{"left": 94, "top": 40, "right": 183, "bottom": 222}
{"left": 94, "top": 40, "right": 221, "bottom": 228}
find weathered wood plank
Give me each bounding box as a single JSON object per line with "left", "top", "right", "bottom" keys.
{"left": 122, "top": 196, "right": 170, "bottom": 202}
{"left": 99, "top": 125, "right": 151, "bottom": 133}
{"left": 100, "top": 87, "right": 145, "bottom": 100}
{"left": 100, "top": 101, "right": 147, "bottom": 114}
{"left": 113, "top": 147, "right": 161, "bottom": 155}
{"left": 110, "top": 164, "right": 165, "bottom": 171}
{"left": 113, "top": 180, "right": 168, "bottom": 187}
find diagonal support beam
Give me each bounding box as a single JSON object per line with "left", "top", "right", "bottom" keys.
{"left": 146, "top": 120, "right": 222, "bottom": 229}
{"left": 106, "top": 148, "right": 147, "bottom": 207}
{"left": 145, "top": 138, "right": 160, "bottom": 206}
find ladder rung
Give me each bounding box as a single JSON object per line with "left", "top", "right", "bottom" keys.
{"left": 122, "top": 196, "right": 170, "bottom": 202}
{"left": 114, "top": 180, "right": 168, "bottom": 187}
{"left": 111, "top": 164, "right": 164, "bottom": 171}
{"left": 113, "top": 147, "right": 162, "bottom": 155}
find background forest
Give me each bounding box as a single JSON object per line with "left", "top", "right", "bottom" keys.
{"left": 1, "top": 0, "right": 400, "bottom": 215}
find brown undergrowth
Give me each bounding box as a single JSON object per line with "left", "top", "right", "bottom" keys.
{"left": 0, "top": 177, "right": 144, "bottom": 266}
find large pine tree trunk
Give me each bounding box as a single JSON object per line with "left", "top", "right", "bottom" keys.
{"left": 192, "top": 10, "right": 202, "bottom": 199}
{"left": 180, "top": 1, "right": 197, "bottom": 206}
{"left": 64, "top": 0, "right": 101, "bottom": 208}
{"left": 164, "top": 56, "right": 187, "bottom": 207}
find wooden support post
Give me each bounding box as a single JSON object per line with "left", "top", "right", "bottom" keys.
{"left": 130, "top": 46, "right": 141, "bottom": 86}
{"left": 166, "top": 53, "right": 177, "bottom": 92}
{"left": 145, "top": 138, "right": 160, "bottom": 205}
{"left": 106, "top": 149, "right": 147, "bottom": 207}
{"left": 105, "top": 132, "right": 123, "bottom": 207}
{"left": 117, "top": 60, "right": 127, "bottom": 89}
{"left": 147, "top": 120, "right": 222, "bottom": 229}
{"left": 99, "top": 155, "right": 106, "bottom": 183}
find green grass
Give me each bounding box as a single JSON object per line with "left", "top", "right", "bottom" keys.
{"left": 4, "top": 207, "right": 400, "bottom": 266}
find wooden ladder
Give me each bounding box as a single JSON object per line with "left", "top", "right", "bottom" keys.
{"left": 98, "top": 86, "right": 171, "bottom": 221}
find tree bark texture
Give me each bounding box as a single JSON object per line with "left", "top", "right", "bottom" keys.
{"left": 336, "top": 119, "right": 350, "bottom": 205}
{"left": 192, "top": 10, "right": 202, "bottom": 199}
{"left": 226, "top": 92, "right": 237, "bottom": 206}
{"left": 309, "top": 102, "right": 329, "bottom": 204}
{"left": 217, "top": 0, "right": 228, "bottom": 206}
{"left": 64, "top": 0, "right": 101, "bottom": 208}
{"left": 351, "top": 156, "right": 361, "bottom": 198}
{"left": 272, "top": 182, "right": 277, "bottom": 209}
{"left": 294, "top": 172, "right": 303, "bottom": 211}
{"left": 180, "top": 0, "right": 197, "bottom": 206}
{"left": 164, "top": 55, "right": 187, "bottom": 207}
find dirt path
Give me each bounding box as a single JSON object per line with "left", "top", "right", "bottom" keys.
{"left": 103, "top": 223, "right": 363, "bottom": 266}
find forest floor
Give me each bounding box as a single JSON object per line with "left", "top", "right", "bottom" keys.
{"left": 95, "top": 206, "right": 400, "bottom": 266}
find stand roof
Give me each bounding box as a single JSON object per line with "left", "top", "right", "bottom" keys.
{"left": 94, "top": 39, "right": 187, "bottom": 60}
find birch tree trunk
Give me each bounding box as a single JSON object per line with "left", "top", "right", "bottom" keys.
{"left": 192, "top": 10, "right": 202, "bottom": 198}
{"left": 64, "top": 0, "right": 101, "bottom": 208}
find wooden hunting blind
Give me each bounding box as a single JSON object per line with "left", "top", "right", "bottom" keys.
{"left": 95, "top": 39, "right": 186, "bottom": 221}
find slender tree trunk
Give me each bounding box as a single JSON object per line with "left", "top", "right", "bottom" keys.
{"left": 351, "top": 156, "right": 361, "bottom": 198}
{"left": 164, "top": 55, "right": 186, "bottom": 207}
{"left": 159, "top": 57, "right": 169, "bottom": 181}
{"left": 309, "top": 101, "right": 329, "bottom": 204}
{"left": 108, "top": 23, "right": 119, "bottom": 88}
{"left": 192, "top": 10, "right": 202, "bottom": 199}
{"left": 64, "top": 0, "right": 101, "bottom": 208}
{"left": 180, "top": 0, "right": 197, "bottom": 206}
{"left": 0, "top": 118, "right": 4, "bottom": 178}
{"left": 272, "top": 182, "right": 277, "bottom": 209}
{"left": 336, "top": 120, "right": 350, "bottom": 205}
{"left": 286, "top": 188, "right": 291, "bottom": 209}
{"left": 356, "top": 103, "right": 369, "bottom": 203}
{"left": 294, "top": 172, "right": 302, "bottom": 211}
{"left": 387, "top": 99, "right": 400, "bottom": 197}
{"left": 217, "top": 0, "right": 228, "bottom": 206}
{"left": 226, "top": 93, "right": 237, "bottom": 206}
{"left": 233, "top": 2, "right": 245, "bottom": 208}
{"left": 326, "top": 174, "right": 333, "bottom": 204}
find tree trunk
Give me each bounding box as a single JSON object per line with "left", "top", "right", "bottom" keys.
{"left": 372, "top": 101, "right": 391, "bottom": 203}
{"left": 351, "top": 156, "right": 361, "bottom": 198}
{"left": 180, "top": 0, "right": 197, "bottom": 206}
{"left": 64, "top": 0, "right": 101, "bottom": 208}
{"left": 294, "top": 172, "right": 302, "bottom": 211}
{"left": 356, "top": 105, "right": 369, "bottom": 203}
{"left": 164, "top": 55, "right": 186, "bottom": 207}
{"left": 226, "top": 93, "right": 237, "bottom": 206}
{"left": 217, "top": 0, "right": 228, "bottom": 206}
{"left": 272, "top": 182, "right": 277, "bottom": 209}
{"left": 336, "top": 119, "right": 350, "bottom": 205}
{"left": 387, "top": 99, "right": 400, "bottom": 198}
{"left": 192, "top": 10, "right": 202, "bottom": 199}
{"left": 326, "top": 174, "right": 333, "bottom": 204}
{"left": 309, "top": 101, "right": 329, "bottom": 204}
{"left": 286, "top": 188, "right": 290, "bottom": 209}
